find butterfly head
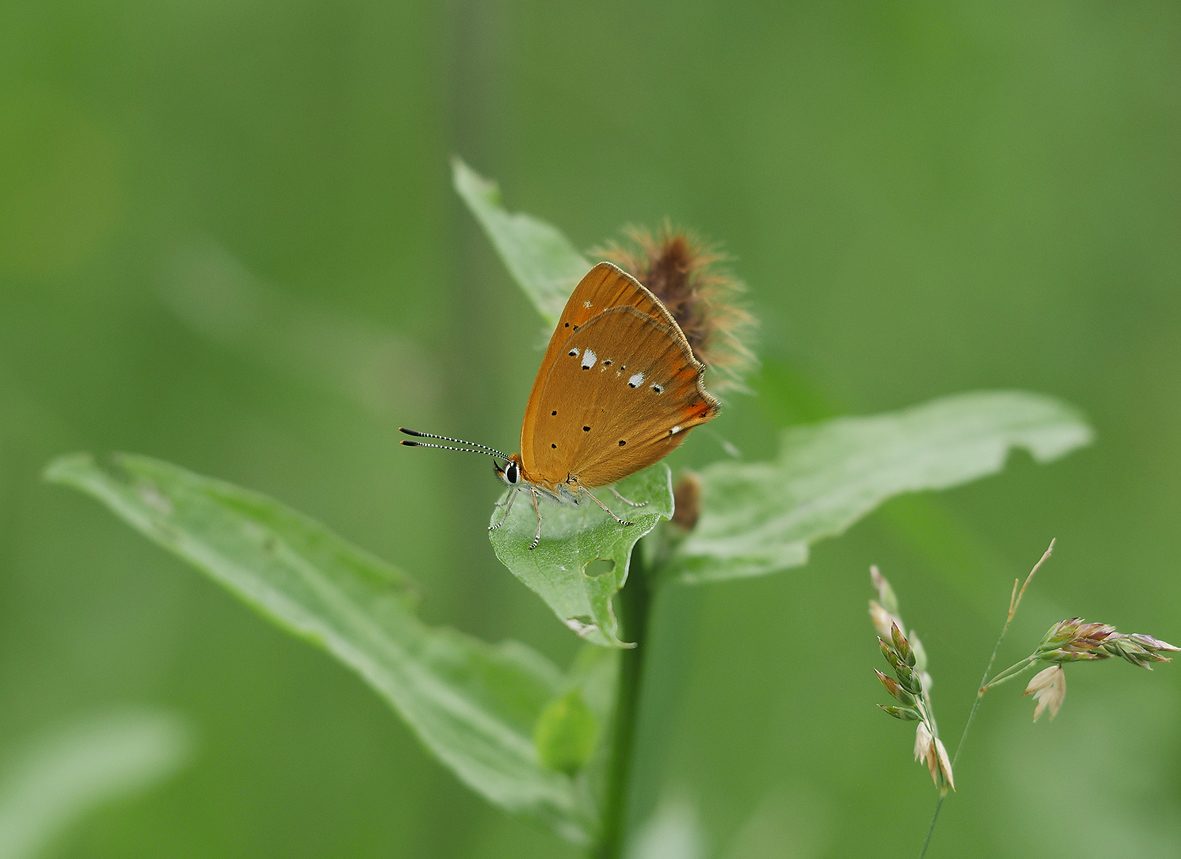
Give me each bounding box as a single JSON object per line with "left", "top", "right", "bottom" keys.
{"left": 494, "top": 454, "right": 524, "bottom": 487}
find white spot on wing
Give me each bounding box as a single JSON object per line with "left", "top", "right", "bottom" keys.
{"left": 628, "top": 372, "right": 644, "bottom": 388}
{"left": 670, "top": 425, "right": 682, "bottom": 435}
{"left": 581, "top": 348, "right": 597, "bottom": 369}
{"left": 582, "top": 300, "right": 592, "bottom": 309}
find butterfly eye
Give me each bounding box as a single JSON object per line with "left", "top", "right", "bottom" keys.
{"left": 504, "top": 461, "right": 520, "bottom": 484}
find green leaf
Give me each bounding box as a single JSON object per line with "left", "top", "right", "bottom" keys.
{"left": 665, "top": 391, "right": 1093, "bottom": 584}
{"left": 45, "top": 454, "right": 596, "bottom": 844}
{"left": 532, "top": 644, "right": 618, "bottom": 780}
{"left": 0, "top": 709, "right": 192, "bottom": 859}
{"left": 533, "top": 690, "right": 601, "bottom": 776}
{"left": 489, "top": 465, "right": 674, "bottom": 648}
{"left": 452, "top": 157, "right": 590, "bottom": 322}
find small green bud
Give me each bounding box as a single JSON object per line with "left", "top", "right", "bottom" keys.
{"left": 891, "top": 623, "right": 915, "bottom": 667}
{"left": 877, "top": 704, "right": 920, "bottom": 721}
{"left": 897, "top": 666, "right": 923, "bottom": 696}
{"left": 875, "top": 668, "right": 916, "bottom": 705}
{"left": 879, "top": 638, "right": 905, "bottom": 673}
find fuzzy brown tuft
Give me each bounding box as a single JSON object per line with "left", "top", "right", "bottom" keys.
{"left": 594, "top": 225, "right": 756, "bottom": 392}
{"left": 670, "top": 472, "right": 703, "bottom": 531}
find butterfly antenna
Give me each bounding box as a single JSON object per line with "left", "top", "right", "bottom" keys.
{"left": 398, "top": 427, "right": 511, "bottom": 461}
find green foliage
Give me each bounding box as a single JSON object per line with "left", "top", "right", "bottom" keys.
{"left": 0, "top": 709, "right": 191, "bottom": 859}
{"left": 452, "top": 158, "right": 590, "bottom": 323}
{"left": 44, "top": 454, "right": 598, "bottom": 844}
{"left": 534, "top": 691, "right": 601, "bottom": 776}
{"left": 489, "top": 465, "right": 674, "bottom": 648}
{"left": 44, "top": 168, "right": 1095, "bottom": 854}
{"left": 666, "top": 391, "right": 1094, "bottom": 584}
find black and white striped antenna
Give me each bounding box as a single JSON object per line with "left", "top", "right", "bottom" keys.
{"left": 398, "top": 427, "right": 511, "bottom": 461}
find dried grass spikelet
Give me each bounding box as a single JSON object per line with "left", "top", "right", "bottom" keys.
{"left": 914, "top": 722, "right": 956, "bottom": 794}
{"left": 594, "top": 224, "right": 756, "bottom": 393}
{"left": 1024, "top": 665, "right": 1067, "bottom": 721}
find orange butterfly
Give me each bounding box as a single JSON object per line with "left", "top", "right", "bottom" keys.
{"left": 402, "top": 262, "right": 719, "bottom": 549}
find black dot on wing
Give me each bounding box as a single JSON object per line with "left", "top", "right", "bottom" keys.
{"left": 551, "top": 443, "right": 557, "bottom": 449}
{"left": 618, "top": 439, "right": 626, "bottom": 446}
{"left": 564, "top": 322, "right": 570, "bottom": 327}
{"left": 551, "top": 410, "right": 557, "bottom": 416}
{"left": 582, "top": 425, "right": 590, "bottom": 432}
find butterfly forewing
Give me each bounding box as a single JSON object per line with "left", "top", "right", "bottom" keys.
{"left": 549, "top": 261, "right": 680, "bottom": 340}
{"left": 521, "top": 306, "right": 719, "bottom": 487}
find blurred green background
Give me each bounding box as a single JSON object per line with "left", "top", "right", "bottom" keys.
{"left": 3, "top": 2, "right": 1179, "bottom": 856}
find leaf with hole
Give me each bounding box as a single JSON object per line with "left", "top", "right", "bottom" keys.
{"left": 489, "top": 464, "right": 674, "bottom": 648}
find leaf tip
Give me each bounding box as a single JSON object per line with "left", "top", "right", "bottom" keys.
{"left": 43, "top": 452, "right": 96, "bottom": 485}
{"left": 451, "top": 156, "right": 495, "bottom": 202}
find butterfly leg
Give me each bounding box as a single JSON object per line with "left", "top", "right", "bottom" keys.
{"left": 581, "top": 487, "right": 634, "bottom": 528}
{"left": 527, "top": 488, "right": 544, "bottom": 550}
{"left": 489, "top": 488, "right": 517, "bottom": 532}
{"left": 608, "top": 486, "right": 648, "bottom": 509}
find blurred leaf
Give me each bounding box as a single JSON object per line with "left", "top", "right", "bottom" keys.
{"left": 666, "top": 391, "right": 1093, "bottom": 584}
{"left": 533, "top": 690, "right": 600, "bottom": 776}
{"left": 0, "top": 709, "right": 192, "bottom": 859}
{"left": 452, "top": 157, "right": 590, "bottom": 322}
{"left": 490, "top": 465, "right": 674, "bottom": 648}
{"left": 564, "top": 643, "right": 621, "bottom": 726}
{"left": 624, "top": 796, "right": 708, "bottom": 859}
{"left": 45, "top": 454, "right": 596, "bottom": 844}
{"left": 563, "top": 644, "right": 621, "bottom": 820}
{"left": 160, "top": 238, "right": 432, "bottom": 421}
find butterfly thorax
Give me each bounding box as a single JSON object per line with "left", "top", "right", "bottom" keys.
{"left": 495, "top": 453, "right": 584, "bottom": 503}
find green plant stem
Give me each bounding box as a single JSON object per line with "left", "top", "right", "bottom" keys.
{"left": 918, "top": 651, "right": 1012, "bottom": 857}
{"left": 919, "top": 621, "right": 1014, "bottom": 854}
{"left": 595, "top": 546, "right": 652, "bottom": 859}
{"left": 918, "top": 541, "right": 1053, "bottom": 858}
{"left": 982, "top": 655, "right": 1039, "bottom": 690}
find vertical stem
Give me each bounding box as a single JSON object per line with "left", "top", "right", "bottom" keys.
{"left": 919, "top": 541, "right": 1055, "bottom": 858}
{"left": 918, "top": 626, "right": 1006, "bottom": 858}
{"left": 596, "top": 546, "right": 652, "bottom": 859}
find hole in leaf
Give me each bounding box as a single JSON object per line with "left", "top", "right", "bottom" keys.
{"left": 585, "top": 558, "right": 615, "bottom": 578}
